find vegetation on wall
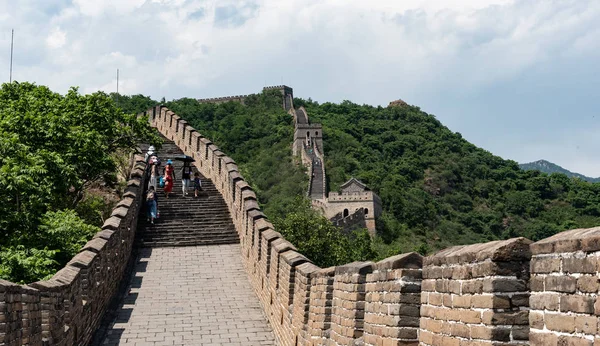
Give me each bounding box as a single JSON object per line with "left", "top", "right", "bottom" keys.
{"left": 0, "top": 82, "right": 159, "bottom": 283}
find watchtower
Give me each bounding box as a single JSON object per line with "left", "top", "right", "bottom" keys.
{"left": 263, "top": 85, "right": 294, "bottom": 111}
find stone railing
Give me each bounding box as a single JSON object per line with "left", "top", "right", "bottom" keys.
{"left": 0, "top": 156, "right": 147, "bottom": 346}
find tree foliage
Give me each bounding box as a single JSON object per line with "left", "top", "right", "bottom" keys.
{"left": 0, "top": 82, "right": 159, "bottom": 283}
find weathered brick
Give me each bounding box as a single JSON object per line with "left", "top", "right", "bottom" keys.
{"left": 563, "top": 256, "right": 597, "bottom": 274}
{"left": 545, "top": 276, "right": 576, "bottom": 293}
{"left": 544, "top": 312, "right": 575, "bottom": 333}
{"left": 577, "top": 276, "right": 599, "bottom": 293}
{"left": 530, "top": 293, "right": 559, "bottom": 311}
{"left": 531, "top": 257, "right": 560, "bottom": 273}
{"left": 560, "top": 295, "right": 595, "bottom": 314}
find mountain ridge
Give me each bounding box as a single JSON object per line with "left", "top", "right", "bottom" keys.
{"left": 519, "top": 159, "right": 600, "bottom": 183}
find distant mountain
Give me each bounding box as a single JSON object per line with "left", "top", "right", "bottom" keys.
{"left": 520, "top": 160, "right": 600, "bottom": 183}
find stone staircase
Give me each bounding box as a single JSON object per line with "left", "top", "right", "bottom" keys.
{"left": 295, "top": 108, "right": 308, "bottom": 124}
{"left": 136, "top": 138, "right": 239, "bottom": 247}
{"left": 306, "top": 144, "right": 325, "bottom": 199}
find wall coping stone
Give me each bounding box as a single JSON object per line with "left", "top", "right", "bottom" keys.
{"left": 110, "top": 206, "right": 129, "bottom": 218}
{"left": 116, "top": 197, "right": 134, "bottom": 208}
{"left": 281, "top": 251, "right": 310, "bottom": 267}
{"left": 272, "top": 238, "right": 297, "bottom": 253}
{"left": 424, "top": 237, "right": 532, "bottom": 266}
{"left": 262, "top": 229, "right": 282, "bottom": 242}
{"left": 297, "top": 262, "right": 320, "bottom": 276}
{"left": 311, "top": 266, "right": 336, "bottom": 278}
{"left": 531, "top": 226, "right": 600, "bottom": 254}
{"left": 94, "top": 230, "right": 115, "bottom": 240}
{"left": 375, "top": 252, "right": 423, "bottom": 271}
{"left": 68, "top": 250, "right": 97, "bottom": 269}
{"left": 101, "top": 216, "right": 122, "bottom": 231}
{"left": 335, "top": 261, "right": 375, "bottom": 275}
{"left": 82, "top": 238, "right": 108, "bottom": 253}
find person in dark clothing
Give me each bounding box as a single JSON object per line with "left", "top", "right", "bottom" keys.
{"left": 181, "top": 163, "right": 193, "bottom": 196}
{"left": 193, "top": 172, "right": 202, "bottom": 198}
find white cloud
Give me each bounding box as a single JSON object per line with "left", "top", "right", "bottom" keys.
{"left": 1, "top": 0, "right": 600, "bottom": 175}
{"left": 45, "top": 27, "right": 66, "bottom": 49}
{"left": 73, "top": 0, "right": 147, "bottom": 16}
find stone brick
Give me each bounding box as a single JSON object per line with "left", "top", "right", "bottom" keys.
{"left": 545, "top": 276, "right": 577, "bottom": 293}
{"left": 530, "top": 293, "right": 559, "bottom": 311}
{"left": 563, "top": 256, "right": 597, "bottom": 274}
{"left": 557, "top": 335, "right": 593, "bottom": 346}
{"left": 529, "top": 311, "right": 544, "bottom": 330}
{"left": 560, "top": 295, "right": 595, "bottom": 314}
{"left": 574, "top": 315, "right": 597, "bottom": 334}
{"left": 531, "top": 257, "right": 561, "bottom": 273}
{"left": 530, "top": 331, "right": 558, "bottom": 345}
{"left": 577, "top": 276, "right": 599, "bottom": 293}
{"left": 544, "top": 312, "right": 575, "bottom": 333}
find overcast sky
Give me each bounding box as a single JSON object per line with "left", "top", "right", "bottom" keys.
{"left": 2, "top": 0, "right": 599, "bottom": 176}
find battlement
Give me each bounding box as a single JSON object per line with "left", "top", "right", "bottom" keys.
{"left": 4, "top": 105, "right": 600, "bottom": 346}
{"left": 295, "top": 123, "right": 323, "bottom": 130}
{"left": 263, "top": 85, "right": 293, "bottom": 93}
{"left": 197, "top": 94, "right": 249, "bottom": 104}
{"left": 328, "top": 190, "right": 376, "bottom": 201}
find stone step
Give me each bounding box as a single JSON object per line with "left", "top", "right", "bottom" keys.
{"left": 136, "top": 135, "right": 239, "bottom": 248}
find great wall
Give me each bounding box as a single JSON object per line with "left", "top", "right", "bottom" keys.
{"left": 1, "top": 87, "right": 600, "bottom": 345}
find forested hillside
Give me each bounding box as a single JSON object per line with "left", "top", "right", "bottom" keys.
{"left": 115, "top": 92, "right": 600, "bottom": 260}
{"left": 520, "top": 159, "right": 600, "bottom": 183}
{"left": 0, "top": 83, "right": 158, "bottom": 283}
{"left": 294, "top": 98, "right": 600, "bottom": 256}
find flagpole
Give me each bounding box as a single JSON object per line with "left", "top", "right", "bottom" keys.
{"left": 9, "top": 29, "right": 14, "bottom": 83}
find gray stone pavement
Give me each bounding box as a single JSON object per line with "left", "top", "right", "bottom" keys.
{"left": 100, "top": 245, "right": 277, "bottom": 346}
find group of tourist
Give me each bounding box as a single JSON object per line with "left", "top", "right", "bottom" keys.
{"left": 144, "top": 146, "right": 203, "bottom": 224}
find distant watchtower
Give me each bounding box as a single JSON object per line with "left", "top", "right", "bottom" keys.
{"left": 263, "top": 85, "right": 294, "bottom": 111}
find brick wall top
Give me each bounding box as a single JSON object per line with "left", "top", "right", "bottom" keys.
{"left": 531, "top": 226, "right": 600, "bottom": 255}
{"left": 375, "top": 252, "right": 422, "bottom": 271}
{"left": 424, "top": 237, "right": 532, "bottom": 266}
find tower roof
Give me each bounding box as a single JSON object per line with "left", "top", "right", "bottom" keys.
{"left": 340, "top": 177, "right": 370, "bottom": 192}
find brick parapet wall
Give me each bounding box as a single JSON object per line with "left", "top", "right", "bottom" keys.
{"left": 364, "top": 253, "right": 422, "bottom": 346}
{"left": 419, "top": 237, "right": 532, "bottom": 346}
{"left": 146, "top": 106, "right": 600, "bottom": 346}
{"left": 529, "top": 227, "right": 600, "bottom": 346}
{"left": 0, "top": 156, "right": 147, "bottom": 346}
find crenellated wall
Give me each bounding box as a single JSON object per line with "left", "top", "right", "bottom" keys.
{"left": 4, "top": 103, "right": 600, "bottom": 346}
{"left": 146, "top": 106, "right": 426, "bottom": 346}
{"left": 145, "top": 106, "right": 600, "bottom": 346}
{"left": 529, "top": 227, "right": 600, "bottom": 346}
{"left": 419, "top": 237, "right": 532, "bottom": 346}
{"left": 0, "top": 156, "right": 147, "bottom": 346}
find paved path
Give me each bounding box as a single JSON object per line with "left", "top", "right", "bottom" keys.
{"left": 100, "top": 245, "right": 277, "bottom": 346}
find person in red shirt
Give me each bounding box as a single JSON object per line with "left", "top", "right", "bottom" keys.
{"left": 163, "top": 159, "right": 175, "bottom": 198}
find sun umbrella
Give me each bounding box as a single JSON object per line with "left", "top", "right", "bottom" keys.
{"left": 173, "top": 155, "right": 195, "bottom": 162}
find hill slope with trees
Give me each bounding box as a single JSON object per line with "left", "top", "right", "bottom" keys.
{"left": 109, "top": 92, "right": 600, "bottom": 260}
{"left": 520, "top": 159, "right": 600, "bottom": 183}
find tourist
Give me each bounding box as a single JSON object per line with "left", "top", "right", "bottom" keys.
{"left": 145, "top": 145, "right": 156, "bottom": 162}
{"left": 193, "top": 172, "right": 202, "bottom": 198}
{"left": 146, "top": 186, "right": 158, "bottom": 224}
{"left": 181, "top": 163, "right": 193, "bottom": 196}
{"left": 149, "top": 160, "right": 159, "bottom": 190}
{"left": 163, "top": 159, "right": 175, "bottom": 198}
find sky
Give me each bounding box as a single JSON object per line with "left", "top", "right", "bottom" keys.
{"left": 1, "top": 0, "right": 600, "bottom": 176}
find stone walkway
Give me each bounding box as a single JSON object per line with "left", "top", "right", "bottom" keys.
{"left": 100, "top": 245, "right": 277, "bottom": 346}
